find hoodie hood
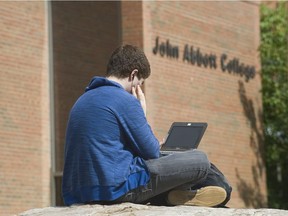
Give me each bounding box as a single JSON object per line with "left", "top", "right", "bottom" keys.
{"left": 85, "top": 76, "right": 123, "bottom": 92}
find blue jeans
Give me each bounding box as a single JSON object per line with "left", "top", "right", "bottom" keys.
{"left": 118, "top": 150, "right": 232, "bottom": 206}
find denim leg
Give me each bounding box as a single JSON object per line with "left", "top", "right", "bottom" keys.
{"left": 191, "top": 163, "right": 233, "bottom": 206}
{"left": 119, "top": 150, "right": 210, "bottom": 204}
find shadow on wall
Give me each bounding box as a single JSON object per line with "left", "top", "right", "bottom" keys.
{"left": 237, "top": 80, "right": 267, "bottom": 208}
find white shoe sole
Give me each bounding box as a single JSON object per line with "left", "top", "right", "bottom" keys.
{"left": 167, "top": 186, "right": 227, "bottom": 207}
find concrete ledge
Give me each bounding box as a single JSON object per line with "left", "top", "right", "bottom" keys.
{"left": 18, "top": 203, "right": 288, "bottom": 216}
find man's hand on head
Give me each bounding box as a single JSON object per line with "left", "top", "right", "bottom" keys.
{"left": 132, "top": 85, "right": 146, "bottom": 116}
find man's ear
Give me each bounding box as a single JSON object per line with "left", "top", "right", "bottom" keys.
{"left": 129, "top": 69, "right": 138, "bottom": 81}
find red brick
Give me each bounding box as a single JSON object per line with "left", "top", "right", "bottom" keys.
{"left": 0, "top": 1, "right": 266, "bottom": 214}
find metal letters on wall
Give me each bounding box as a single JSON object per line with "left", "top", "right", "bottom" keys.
{"left": 153, "top": 37, "right": 256, "bottom": 82}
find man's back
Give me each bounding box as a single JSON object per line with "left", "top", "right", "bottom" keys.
{"left": 62, "top": 77, "right": 160, "bottom": 205}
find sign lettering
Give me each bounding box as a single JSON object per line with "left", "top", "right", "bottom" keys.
{"left": 152, "top": 36, "right": 256, "bottom": 81}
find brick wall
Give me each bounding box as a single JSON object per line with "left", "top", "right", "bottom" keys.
{"left": 121, "top": 1, "right": 143, "bottom": 48}
{"left": 51, "top": 1, "right": 121, "bottom": 205}
{"left": 0, "top": 1, "right": 267, "bottom": 213}
{"left": 0, "top": 1, "right": 50, "bottom": 215}
{"left": 142, "top": 1, "right": 266, "bottom": 208}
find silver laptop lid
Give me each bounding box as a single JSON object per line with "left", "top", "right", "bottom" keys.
{"left": 160, "top": 122, "right": 208, "bottom": 151}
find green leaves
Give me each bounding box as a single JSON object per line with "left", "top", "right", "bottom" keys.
{"left": 260, "top": 2, "right": 288, "bottom": 209}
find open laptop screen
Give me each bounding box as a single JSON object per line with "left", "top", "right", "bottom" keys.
{"left": 161, "top": 123, "right": 207, "bottom": 151}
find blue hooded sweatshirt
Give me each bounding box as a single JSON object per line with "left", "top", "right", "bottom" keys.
{"left": 62, "top": 77, "right": 160, "bottom": 205}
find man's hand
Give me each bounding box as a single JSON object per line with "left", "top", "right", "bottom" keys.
{"left": 159, "top": 138, "right": 165, "bottom": 147}
{"left": 132, "top": 85, "right": 146, "bottom": 116}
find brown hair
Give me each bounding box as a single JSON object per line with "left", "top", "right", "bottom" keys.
{"left": 106, "top": 44, "right": 151, "bottom": 79}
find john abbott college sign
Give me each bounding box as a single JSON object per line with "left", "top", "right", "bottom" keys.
{"left": 152, "top": 37, "right": 256, "bottom": 81}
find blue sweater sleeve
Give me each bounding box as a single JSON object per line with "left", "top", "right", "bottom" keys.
{"left": 114, "top": 94, "right": 160, "bottom": 160}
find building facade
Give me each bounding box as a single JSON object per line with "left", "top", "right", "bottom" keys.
{"left": 0, "top": 1, "right": 266, "bottom": 215}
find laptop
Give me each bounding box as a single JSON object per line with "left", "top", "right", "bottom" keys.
{"left": 160, "top": 122, "right": 208, "bottom": 155}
